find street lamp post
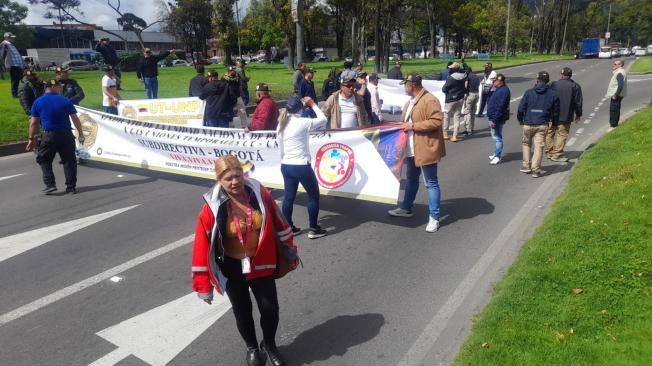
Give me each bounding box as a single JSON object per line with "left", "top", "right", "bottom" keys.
{"left": 235, "top": 0, "right": 243, "bottom": 60}
{"left": 504, "top": 0, "right": 511, "bottom": 61}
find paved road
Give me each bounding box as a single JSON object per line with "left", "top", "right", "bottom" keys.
{"left": 1, "top": 58, "right": 650, "bottom": 366}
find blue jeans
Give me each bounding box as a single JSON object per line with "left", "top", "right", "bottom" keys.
{"left": 281, "top": 164, "right": 320, "bottom": 228}
{"left": 400, "top": 157, "right": 441, "bottom": 220}
{"left": 242, "top": 89, "right": 249, "bottom": 105}
{"left": 103, "top": 106, "right": 118, "bottom": 115}
{"left": 143, "top": 77, "right": 158, "bottom": 99}
{"left": 491, "top": 122, "right": 504, "bottom": 158}
{"left": 205, "top": 118, "right": 231, "bottom": 128}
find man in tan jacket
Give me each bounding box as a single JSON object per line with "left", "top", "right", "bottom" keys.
{"left": 321, "top": 76, "right": 368, "bottom": 129}
{"left": 388, "top": 72, "right": 446, "bottom": 233}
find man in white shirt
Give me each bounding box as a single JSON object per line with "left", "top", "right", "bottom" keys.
{"left": 321, "top": 77, "right": 368, "bottom": 129}
{"left": 101, "top": 66, "right": 120, "bottom": 115}
{"left": 368, "top": 73, "right": 384, "bottom": 124}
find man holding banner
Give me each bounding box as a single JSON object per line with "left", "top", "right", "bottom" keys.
{"left": 200, "top": 69, "right": 240, "bottom": 128}
{"left": 388, "top": 73, "right": 445, "bottom": 233}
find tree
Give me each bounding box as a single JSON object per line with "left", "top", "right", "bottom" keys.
{"left": 166, "top": 0, "right": 214, "bottom": 61}
{"left": 104, "top": 0, "right": 165, "bottom": 51}
{"left": 0, "top": 0, "right": 32, "bottom": 51}
{"left": 213, "top": 0, "right": 238, "bottom": 65}
{"left": 28, "top": 0, "right": 81, "bottom": 48}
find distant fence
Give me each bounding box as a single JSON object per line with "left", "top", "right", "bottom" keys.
{"left": 439, "top": 54, "right": 454, "bottom": 61}
{"left": 478, "top": 53, "right": 491, "bottom": 60}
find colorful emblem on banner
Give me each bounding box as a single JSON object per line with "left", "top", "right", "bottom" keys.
{"left": 315, "top": 143, "right": 355, "bottom": 189}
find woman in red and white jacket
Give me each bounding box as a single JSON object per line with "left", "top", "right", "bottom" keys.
{"left": 192, "top": 155, "right": 297, "bottom": 366}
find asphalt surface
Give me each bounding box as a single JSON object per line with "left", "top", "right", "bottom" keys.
{"left": 1, "top": 58, "right": 651, "bottom": 366}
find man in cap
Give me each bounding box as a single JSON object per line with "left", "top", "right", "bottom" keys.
{"left": 136, "top": 47, "right": 171, "bottom": 99}
{"left": 321, "top": 76, "right": 368, "bottom": 129}
{"left": 18, "top": 69, "right": 43, "bottom": 118}
{"left": 606, "top": 60, "right": 627, "bottom": 131}
{"left": 441, "top": 62, "right": 468, "bottom": 142}
{"left": 101, "top": 65, "right": 120, "bottom": 115}
{"left": 486, "top": 74, "right": 511, "bottom": 165}
{"left": 246, "top": 83, "right": 279, "bottom": 131}
{"left": 0, "top": 32, "right": 24, "bottom": 97}
{"left": 368, "top": 73, "right": 384, "bottom": 123}
{"left": 355, "top": 61, "right": 364, "bottom": 75}
{"left": 461, "top": 66, "right": 480, "bottom": 135}
{"left": 517, "top": 71, "right": 560, "bottom": 178}
{"left": 94, "top": 37, "right": 121, "bottom": 89}
{"left": 188, "top": 64, "right": 208, "bottom": 97}
{"left": 388, "top": 72, "right": 445, "bottom": 233}
{"left": 199, "top": 69, "right": 240, "bottom": 128}
{"left": 354, "top": 72, "right": 373, "bottom": 123}
{"left": 292, "top": 62, "right": 306, "bottom": 95}
{"left": 26, "top": 79, "right": 85, "bottom": 195}
{"left": 298, "top": 67, "right": 318, "bottom": 117}
{"left": 339, "top": 60, "right": 356, "bottom": 82}
{"left": 548, "top": 67, "right": 583, "bottom": 162}
{"left": 387, "top": 61, "right": 403, "bottom": 80}
{"left": 56, "top": 66, "right": 85, "bottom": 105}
{"left": 476, "top": 62, "right": 497, "bottom": 117}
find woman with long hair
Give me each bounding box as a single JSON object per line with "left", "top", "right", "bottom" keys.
{"left": 277, "top": 95, "right": 328, "bottom": 239}
{"left": 192, "top": 155, "right": 298, "bottom": 366}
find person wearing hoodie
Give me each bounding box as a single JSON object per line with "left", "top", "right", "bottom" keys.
{"left": 486, "top": 74, "right": 510, "bottom": 165}
{"left": 476, "top": 62, "right": 497, "bottom": 117}
{"left": 441, "top": 62, "right": 467, "bottom": 142}
{"left": 517, "top": 71, "right": 560, "bottom": 178}
{"left": 321, "top": 67, "right": 340, "bottom": 100}
{"left": 548, "top": 67, "right": 583, "bottom": 162}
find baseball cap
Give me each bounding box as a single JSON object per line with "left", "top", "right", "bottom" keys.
{"left": 560, "top": 67, "right": 572, "bottom": 77}
{"left": 357, "top": 71, "right": 368, "bottom": 78}
{"left": 400, "top": 72, "right": 423, "bottom": 85}
{"left": 55, "top": 66, "right": 70, "bottom": 73}
{"left": 43, "top": 79, "right": 59, "bottom": 88}
{"left": 24, "top": 69, "right": 36, "bottom": 77}
{"left": 341, "top": 76, "right": 357, "bottom": 85}
{"left": 369, "top": 73, "right": 380, "bottom": 81}
{"left": 495, "top": 73, "right": 506, "bottom": 82}
{"left": 285, "top": 95, "right": 303, "bottom": 114}
{"left": 448, "top": 62, "right": 461, "bottom": 69}
{"left": 3, "top": 32, "right": 16, "bottom": 38}
{"left": 537, "top": 71, "right": 550, "bottom": 83}
{"left": 206, "top": 70, "right": 219, "bottom": 78}
{"left": 340, "top": 69, "right": 356, "bottom": 82}
{"left": 255, "top": 83, "right": 270, "bottom": 92}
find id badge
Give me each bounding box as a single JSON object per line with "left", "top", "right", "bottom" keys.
{"left": 241, "top": 257, "right": 251, "bottom": 274}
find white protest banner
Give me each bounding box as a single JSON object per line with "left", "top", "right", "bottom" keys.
{"left": 75, "top": 107, "right": 407, "bottom": 204}
{"left": 117, "top": 97, "right": 205, "bottom": 127}
{"left": 377, "top": 79, "right": 446, "bottom": 112}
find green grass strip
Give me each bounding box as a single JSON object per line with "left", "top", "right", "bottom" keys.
{"left": 455, "top": 106, "right": 652, "bottom": 366}
{"left": 630, "top": 56, "right": 652, "bottom": 74}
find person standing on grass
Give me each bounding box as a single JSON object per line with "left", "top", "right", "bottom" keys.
{"left": 189, "top": 64, "right": 208, "bottom": 97}
{"left": 292, "top": 62, "right": 306, "bottom": 95}
{"left": 236, "top": 60, "right": 251, "bottom": 105}
{"left": 18, "top": 69, "right": 43, "bottom": 118}
{"left": 200, "top": 69, "right": 241, "bottom": 128}
{"left": 387, "top": 61, "right": 403, "bottom": 80}
{"left": 298, "top": 67, "right": 318, "bottom": 118}
{"left": 548, "top": 67, "right": 583, "bottom": 162}
{"left": 94, "top": 37, "right": 122, "bottom": 89}
{"left": 136, "top": 48, "right": 170, "bottom": 99}
{"left": 388, "top": 73, "right": 445, "bottom": 233}
{"left": 606, "top": 60, "right": 627, "bottom": 132}
{"left": 517, "top": 71, "right": 560, "bottom": 178}
{"left": 26, "top": 80, "right": 85, "bottom": 195}
{"left": 0, "top": 32, "right": 23, "bottom": 98}
{"left": 277, "top": 95, "right": 328, "bottom": 239}
{"left": 476, "top": 62, "right": 497, "bottom": 117}
{"left": 246, "top": 83, "right": 279, "bottom": 131}
{"left": 486, "top": 74, "right": 511, "bottom": 165}
{"left": 56, "top": 67, "right": 85, "bottom": 105}
{"left": 101, "top": 66, "right": 120, "bottom": 115}
{"left": 461, "top": 66, "right": 479, "bottom": 135}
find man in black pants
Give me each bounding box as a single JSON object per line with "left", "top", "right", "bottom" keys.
{"left": 1, "top": 32, "right": 24, "bottom": 97}
{"left": 26, "top": 80, "right": 85, "bottom": 194}
{"left": 606, "top": 60, "right": 627, "bottom": 132}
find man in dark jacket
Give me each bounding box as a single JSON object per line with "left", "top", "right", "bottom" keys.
{"left": 387, "top": 61, "right": 403, "bottom": 80}
{"left": 441, "top": 62, "right": 467, "bottom": 142}
{"left": 439, "top": 61, "right": 453, "bottom": 81}
{"left": 517, "top": 71, "right": 560, "bottom": 178}
{"left": 246, "top": 83, "right": 279, "bottom": 131}
{"left": 292, "top": 62, "right": 306, "bottom": 94}
{"left": 94, "top": 37, "right": 121, "bottom": 89}
{"left": 189, "top": 64, "right": 208, "bottom": 97}
{"left": 199, "top": 69, "right": 240, "bottom": 128}
{"left": 298, "top": 67, "right": 318, "bottom": 117}
{"left": 55, "top": 67, "right": 85, "bottom": 105}
{"left": 136, "top": 48, "right": 170, "bottom": 99}
{"left": 18, "top": 69, "right": 43, "bottom": 117}
{"left": 322, "top": 67, "right": 340, "bottom": 100}
{"left": 548, "top": 67, "right": 582, "bottom": 162}
{"left": 462, "top": 66, "right": 480, "bottom": 135}
{"left": 486, "top": 74, "right": 510, "bottom": 165}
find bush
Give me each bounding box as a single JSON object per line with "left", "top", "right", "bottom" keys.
{"left": 119, "top": 53, "right": 143, "bottom": 72}
{"left": 164, "top": 53, "right": 178, "bottom": 67}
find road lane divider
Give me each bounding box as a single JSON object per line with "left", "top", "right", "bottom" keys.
{"left": 0, "top": 173, "right": 26, "bottom": 182}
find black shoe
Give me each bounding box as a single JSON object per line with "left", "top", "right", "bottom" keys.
{"left": 65, "top": 187, "right": 77, "bottom": 194}
{"left": 475, "top": 114, "right": 484, "bottom": 117}
{"left": 246, "top": 346, "right": 266, "bottom": 366}
{"left": 291, "top": 225, "right": 301, "bottom": 234}
{"left": 43, "top": 186, "right": 57, "bottom": 194}
{"left": 260, "top": 340, "right": 285, "bottom": 366}
{"left": 308, "top": 225, "right": 327, "bottom": 239}
{"left": 59, "top": 160, "right": 64, "bottom": 164}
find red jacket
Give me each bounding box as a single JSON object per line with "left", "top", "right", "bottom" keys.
{"left": 192, "top": 178, "right": 296, "bottom": 300}
{"left": 248, "top": 95, "right": 279, "bottom": 131}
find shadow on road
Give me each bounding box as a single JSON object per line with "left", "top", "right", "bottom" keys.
{"left": 280, "top": 313, "right": 385, "bottom": 365}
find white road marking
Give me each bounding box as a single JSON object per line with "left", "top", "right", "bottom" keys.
{"left": 116, "top": 175, "right": 124, "bottom": 178}
{"left": 576, "top": 128, "right": 584, "bottom": 135}
{"left": 89, "top": 291, "right": 231, "bottom": 366}
{"left": 598, "top": 102, "right": 603, "bottom": 106}
{"left": 0, "top": 173, "right": 26, "bottom": 182}
{"left": 567, "top": 137, "right": 577, "bottom": 146}
{"left": 589, "top": 112, "right": 596, "bottom": 117}
{"left": 0, "top": 234, "right": 193, "bottom": 327}
{"left": 602, "top": 97, "right": 607, "bottom": 102}
{"left": 583, "top": 119, "right": 591, "bottom": 124}
{"left": 510, "top": 96, "right": 523, "bottom": 103}
{"left": 594, "top": 107, "right": 600, "bottom": 111}
{"left": 109, "top": 276, "right": 123, "bottom": 283}
{"left": 0, "top": 205, "right": 139, "bottom": 263}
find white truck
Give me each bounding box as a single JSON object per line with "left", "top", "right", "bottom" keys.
{"left": 26, "top": 48, "right": 71, "bottom": 69}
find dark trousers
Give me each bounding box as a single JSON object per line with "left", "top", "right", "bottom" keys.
{"left": 36, "top": 131, "right": 77, "bottom": 189}
{"left": 281, "top": 163, "right": 320, "bottom": 228}
{"left": 10, "top": 66, "right": 22, "bottom": 97}
{"left": 477, "top": 91, "right": 490, "bottom": 116}
{"left": 221, "top": 256, "right": 279, "bottom": 348}
{"left": 609, "top": 96, "right": 623, "bottom": 127}
{"left": 113, "top": 66, "right": 122, "bottom": 89}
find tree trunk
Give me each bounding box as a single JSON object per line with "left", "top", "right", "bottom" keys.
{"left": 335, "top": 5, "right": 344, "bottom": 59}
{"left": 351, "top": 17, "right": 357, "bottom": 62}
{"left": 374, "top": 0, "right": 381, "bottom": 72}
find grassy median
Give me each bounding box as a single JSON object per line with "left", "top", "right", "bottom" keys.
{"left": 630, "top": 56, "right": 652, "bottom": 74}
{"left": 455, "top": 106, "right": 652, "bottom": 365}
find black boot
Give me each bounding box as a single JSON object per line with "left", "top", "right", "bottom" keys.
{"left": 260, "top": 340, "right": 285, "bottom": 366}
{"left": 246, "top": 346, "right": 266, "bottom": 366}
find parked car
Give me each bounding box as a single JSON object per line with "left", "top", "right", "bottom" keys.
{"left": 171, "top": 59, "right": 191, "bottom": 67}
{"left": 610, "top": 48, "right": 620, "bottom": 57}
{"left": 61, "top": 60, "right": 98, "bottom": 71}
{"left": 634, "top": 48, "right": 647, "bottom": 56}
{"left": 196, "top": 59, "right": 213, "bottom": 65}
{"left": 619, "top": 48, "right": 631, "bottom": 57}
{"left": 647, "top": 44, "right": 652, "bottom": 54}
{"left": 209, "top": 56, "right": 222, "bottom": 64}
{"left": 313, "top": 56, "right": 329, "bottom": 62}
{"left": 598, "top": 47, "right": 612, "bottom": 59}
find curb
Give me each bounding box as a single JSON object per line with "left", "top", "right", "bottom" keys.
{"left": 0, "top": 142, "right": 27, "bottom": 157}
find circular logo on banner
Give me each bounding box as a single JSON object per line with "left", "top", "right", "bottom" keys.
{"left": 315, "top": 143, "right": 355, "bottom": 189}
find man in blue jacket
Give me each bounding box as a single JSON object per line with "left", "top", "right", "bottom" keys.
{"left": 486, "top": 73, "right": 510, "bottom": 165}
{"left": 517, "top": 71, "right": 560, "bottom": 178}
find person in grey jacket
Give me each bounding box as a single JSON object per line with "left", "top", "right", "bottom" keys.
{"left": 292, "top": 62, "right": 306, "bottom": 94}
{"left": 441, "top": 62, "right": 467, "bottom": 142}
{"left": 606, "top": 60, "right": 627, "bottom": 130}
{"left": 547, "top": 67, "right": 582, "bottom": 162}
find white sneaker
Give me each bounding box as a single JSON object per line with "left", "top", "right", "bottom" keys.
{"left": 425, "top": 217, "right": 440, "bottom": 232}
{"left": 388, "top": 207, "right": 414, "bottom": 218}
{"left": 489, "top": 156, "right": 501, "bottom": 165}
{"left": 488, "top": 154, "right": 495, "bottom": 160}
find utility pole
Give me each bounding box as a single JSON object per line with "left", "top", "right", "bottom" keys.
{"left": 235, "top": 0, "right": 242, "bottom": 60}
{"left": 605, "top": 0, "right": 612, "bottom": 45}
{"left": 560, "top": 0, "right": 570, "bottom": 54}
{"left": 504, "top": 0, "right": 511, "bottom": 61}
{"left": 295, "top": 0, "right": 305, "bottom": 65}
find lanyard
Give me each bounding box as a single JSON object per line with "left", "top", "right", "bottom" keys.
{"left": 228, "top": 197, "right": 253, "bottom": 252}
